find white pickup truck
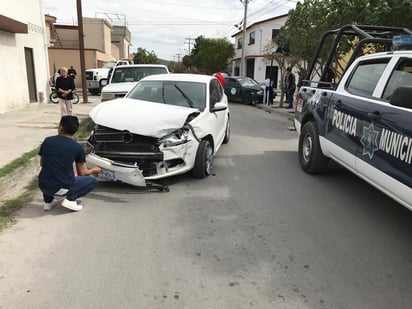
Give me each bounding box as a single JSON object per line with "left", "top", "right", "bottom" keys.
{"left": 100, "top": 64, "right": 169, "bottom": 102}
{"left": 294, "top": 25, "right": 412, "bottom": 210}
{"left": 85, "top": 60, "right": 130, "bottom": 95}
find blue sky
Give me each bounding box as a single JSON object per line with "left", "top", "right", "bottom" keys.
{"left": 41, "top": 0, "right": 297, "bottom": 60}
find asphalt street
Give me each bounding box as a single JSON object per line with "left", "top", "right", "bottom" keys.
{"left": 0, "top": 102, "right": 411, "bottom": 309}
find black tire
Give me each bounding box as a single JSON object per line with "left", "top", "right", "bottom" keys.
{"left": 243, "top": 95, "right": 253, "bottom": 105}
{"left": 223, "top": 118, "right": 230, "bottom": 144}
{"left": 72, "top": 92, "right": 80, "bottom": 104}
{"left": 49, "top": 92, "right": 59, "bottom": 104}
{"left": 298, "top": 121, "right": 329, "bottom": 173}
{"left": 89, "top": 89, "right": 100, "bottom": 96}
{"left": 193, "top": 139, "right": 213, "bottom": 178}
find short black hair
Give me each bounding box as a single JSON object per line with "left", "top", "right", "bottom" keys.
{"left": 60, "top": 116, "right": 79, "bottom": 135}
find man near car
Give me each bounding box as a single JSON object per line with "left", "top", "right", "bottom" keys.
{"left": 38, "top": 116, "right": 102, "bottom": 212}
{"left": 55, "top": 67, "right": 76, "bottom": 116}
{"left": 285, "top": 67, "right": 296, "bottom": 108}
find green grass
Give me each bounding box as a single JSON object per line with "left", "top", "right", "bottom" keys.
{"left": 0, "top": 179, "right": 38, "bottom": 232}
{"left": 0, "top": 147, "right": 39, "bottom": 179}
{"left": 0, "top": 118, "right": 94, "bottom": 232}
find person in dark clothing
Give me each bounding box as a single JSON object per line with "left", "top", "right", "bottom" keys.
{"left": 38, "top": 116, "right": 102, "bottom": 212}
{"left": 68, "top": 65, "right": 77, "bottom": 79}
{"left": 55, "top": 67, "right": 76, "bottom": 116}
{"left": 285, "top": 67, "right": 296, "bottom": 108}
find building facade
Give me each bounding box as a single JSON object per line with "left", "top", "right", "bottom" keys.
{"left": 0, "top": 0, "right": 49, "bottom": 113}
{"left": 231, "top": 14, "right": 288, "bottom": 87}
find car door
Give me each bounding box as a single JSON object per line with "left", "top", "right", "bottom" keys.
{"left": 224, "top": 78, "right": 240, "bottom": 102}
{"left": 208, "top": 79, "right": 228, "bottom": 150}
{"left": 324, "top": 59, "right": 389, "bottom": 169}
{"left": 356, "top": 56, "right": 412, "bottom": 208}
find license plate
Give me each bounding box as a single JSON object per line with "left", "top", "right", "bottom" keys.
{"left": 99, "top": 170, "right": 117, "bottom": 182}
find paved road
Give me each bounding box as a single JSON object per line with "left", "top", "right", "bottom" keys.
{"left": 0, "top": 103, "right": 411, "bottom": 308}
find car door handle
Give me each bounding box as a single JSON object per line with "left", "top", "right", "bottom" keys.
{"left": 367, "top": 111, "right": 382, "bottom": 121}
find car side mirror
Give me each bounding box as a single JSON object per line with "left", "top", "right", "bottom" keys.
{"left": 390, "top": 86, "right": 412, "bottom": 109}
{"left": 212, "top": 102, "right": 228, "bottom": 112}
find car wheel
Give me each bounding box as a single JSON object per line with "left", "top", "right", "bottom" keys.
{"left": 193, "top": 139, "right": 213, "bottom": 178}
{"left": 89, "top": 89, "right": 99, "bottom": 95}
{"left": 243, "top": 95, "right": 253, "bottom": 105}
{"left": 223, "top": 118, "right": 230, "bottom": 144}
{"left": 298, "top": 121, "right": 329, "bottom": 173}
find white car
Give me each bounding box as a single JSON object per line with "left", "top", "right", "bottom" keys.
{"left": 85, "top": 73, "right": 230, "bottom": 187}
{"left": 100, "top": 64, "right": 169, "bottom": 102}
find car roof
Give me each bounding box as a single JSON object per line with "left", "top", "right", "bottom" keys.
{"left": 141, "top": 73, "right": 215, "bottom": 83}
{"left": 115, "top": 64, "right": 168, "bottom": 69}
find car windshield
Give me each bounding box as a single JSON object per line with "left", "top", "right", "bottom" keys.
{"left": 111, "top": 67, "right": 168, "bottom": 83}
{"left": 126, "top": 80, "right": 206, "bottom": 110}
{"left": 237, "top": 78, "right": 259, "bottom": 87}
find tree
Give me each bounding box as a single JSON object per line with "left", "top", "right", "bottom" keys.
{"left": 185, "top": 36, "right": 234, "bottom": 74}
{"left": 133, "top": 48, "right": 159, "bottom": 64}
{"left": 281, "top": 0, "right": 412, "bottom": 65}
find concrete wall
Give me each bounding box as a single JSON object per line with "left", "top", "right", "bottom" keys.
{"left": 0, "top": 0, "right": 49, "bottom": 113}
{"left": 231, "top": 15, "right": 288, "bottom": 84}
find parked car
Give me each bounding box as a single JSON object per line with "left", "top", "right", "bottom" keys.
{"left": 224, "top": 76, "right": 271, "bottom": 104}
{"left": 100, "top": 64, "right": 169, "bottom": 102}
{"left": 85, "top": 73, "right": 230, "bottom": 187}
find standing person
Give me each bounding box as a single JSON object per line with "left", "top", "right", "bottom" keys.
{"left": 285, "top": 67, "right": 296, "bottom": 109}
{"left": 264, "top": 77, "right": 271, "bottom": 105}
{"left": 38, "top": 116, "right": 102, "bottom": 212}
{"left": 214, "top": 72, "right": 226, "bottom": 88}
{"left": 68, "top": 65, "right": 77, "bottom": 79}
{"left": 55, "top": 67, "right": 76, "bottom": 116}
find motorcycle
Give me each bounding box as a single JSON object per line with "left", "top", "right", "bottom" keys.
{"left": 49, "top": 87, "right": 79, "bottom": 104}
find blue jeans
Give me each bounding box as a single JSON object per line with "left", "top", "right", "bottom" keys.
{"left": 42, "top": 176, "right": 98, "bottom": 203}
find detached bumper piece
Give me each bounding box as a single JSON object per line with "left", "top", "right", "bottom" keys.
{"left": 86, "top": 153, "right": 169, "bottom": 192}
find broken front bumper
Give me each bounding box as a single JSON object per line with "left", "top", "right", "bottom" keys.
{"left": 86, "top": 153, "right": 146, "bottom": 187}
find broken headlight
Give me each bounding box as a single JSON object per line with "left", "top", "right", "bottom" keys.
{"left": 159, "top": 128, "right": 189, "bottom": 147}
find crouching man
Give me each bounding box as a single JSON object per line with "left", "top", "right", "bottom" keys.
{"left": 38, "top": 116, "right": 102, "bottom": 211}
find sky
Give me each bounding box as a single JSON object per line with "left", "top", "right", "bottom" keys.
{"left": 41, "top": 0, "right": 298, "bottom": 61}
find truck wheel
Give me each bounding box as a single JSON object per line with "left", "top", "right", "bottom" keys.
{"left": 89, "top": 89, "right": 99, "bottom": 96}
{"left": 298, "top": 121, "right": 329, "bottom": 173}
{"left": 193, "top": 139, "right": 213, "bottom": 178}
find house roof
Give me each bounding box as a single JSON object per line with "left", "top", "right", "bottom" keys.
{"left": 231, "top": 14, "right": 288, "bottom": 38}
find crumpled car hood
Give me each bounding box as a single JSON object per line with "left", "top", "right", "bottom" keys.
{"left": 101, "top": 82, "right": 136, "bottom": 93}
{"left": 89, "top": 98, "right": 200, "bottom": 138}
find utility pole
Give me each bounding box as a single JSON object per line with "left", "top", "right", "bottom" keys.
{"left": 240, "top": 0, "right": 248, "bottom": 77}
{"left": 76, "top": 0, "right": 88, "bottom": 103}
{"left": 184, "top": 37, "right": 195, "bottom": 54}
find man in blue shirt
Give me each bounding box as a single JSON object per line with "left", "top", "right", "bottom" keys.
{"left": 38, "top": 116, "right": 102, "bottom": 212}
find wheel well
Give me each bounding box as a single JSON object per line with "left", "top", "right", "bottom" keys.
{"left": 301, "top": 114, "right": 316, "bottom": 129}
{"left": 202, "top": 135, "right": 214, "bottom": 152}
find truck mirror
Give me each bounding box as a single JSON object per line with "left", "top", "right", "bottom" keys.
{"left": 100, "top": 78, "right": 108, "bottom": 87}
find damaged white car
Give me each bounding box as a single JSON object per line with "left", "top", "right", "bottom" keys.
{"left": 85, "top": 73, "right": 230, "bottom": 188}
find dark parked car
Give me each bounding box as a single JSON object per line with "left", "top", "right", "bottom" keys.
{"left": 224, "top": 76, "right": 274, "bottom": 105}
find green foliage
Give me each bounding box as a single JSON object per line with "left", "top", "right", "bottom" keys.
{"left": 133, "top": 47, "right": 159, "bottom": 64}
{"left": 0, "top": 148, "right": 39, "bottom": 178}
{"left": 281, "top": 0, "right": 412, "bottom": 64}
{"left": 185, "top": 36, "right": 234, "bottom": 74}
{"left": 73, "top": 117, "right": 95, "bottom": 141}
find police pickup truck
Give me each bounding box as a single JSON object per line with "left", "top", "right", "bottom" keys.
{"left": 294, "top": 25, "right": 412, "bottom": 210}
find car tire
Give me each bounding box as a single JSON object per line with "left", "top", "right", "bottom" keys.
{"left": 89, "top": 89, "right": 99, "bottom": 96}
{"left": 193, "top": 139, "right": 213, "bottom": 178}
{"left": 223, "top": 118, "right": 230, "bottom": 144}
{"left": 298, "top": 121, "right": 329, "bottom": 173}
{"left": 243, "top": 95, "right": 253, "bottom": 105}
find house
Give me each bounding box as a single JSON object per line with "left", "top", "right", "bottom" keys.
{"left": 45, "top": 15, "right": 132, "bottom": 83}
{"left": 230, "top": 14, "right": 288, "bottom": 87}
{"left": 0, "top": 0, "right": 49, "bottom": 113}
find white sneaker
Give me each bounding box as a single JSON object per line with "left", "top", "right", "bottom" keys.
{"left": 61, "top": 199, "right": 83, "bottom": 211}
{"left": 43, "top": 199, "right": 60, "bottom": 211}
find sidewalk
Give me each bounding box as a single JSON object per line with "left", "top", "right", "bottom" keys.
{"left": 0, "top": 95, "right": 100, "bottom": 203}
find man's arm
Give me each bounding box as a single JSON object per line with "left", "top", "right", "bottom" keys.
{"left": 76, "top": 162, "right": 102, "bottom": 176}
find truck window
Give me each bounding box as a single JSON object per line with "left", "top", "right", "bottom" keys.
{"left": 382, "top": 59, "right": 412, "bottom": 101}
{"left": 346, "top": 60, "right": 389, "bottom": 97}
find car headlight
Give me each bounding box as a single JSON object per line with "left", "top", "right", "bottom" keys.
{"left": 159, "top": 128, "right": 189, "bottom": 147}
{"left": 101, "top": 92, "right": 115, "bottom": 102}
